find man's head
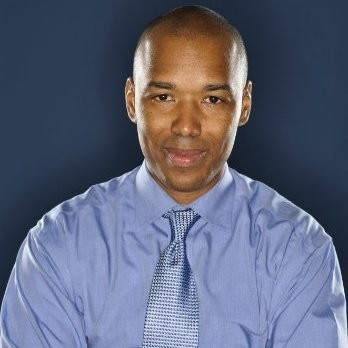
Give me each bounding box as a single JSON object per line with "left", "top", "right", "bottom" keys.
{"left": 125, "top": 6, "right": 252, "bottom": 204}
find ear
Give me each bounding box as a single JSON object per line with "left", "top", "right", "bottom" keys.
{"left": 125, "top": 77, "right": 137, "bottom": 124}
{"left": 238, "top": 80, "right": 252, "bottom": 126}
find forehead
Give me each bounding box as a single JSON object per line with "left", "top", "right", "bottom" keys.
{"left": 134, "top": 32, "right": 243, "bottom": 90}
{"left": 134, "top": 32, "right": 242, "bottom": 87}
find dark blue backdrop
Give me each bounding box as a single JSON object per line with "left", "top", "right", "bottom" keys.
{"left": 1, "top": 0, "right": 347, "bottom": 306}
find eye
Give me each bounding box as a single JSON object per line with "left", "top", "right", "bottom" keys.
{"left": 203, "top": 96, "right": 222, "bottom": 104}
{"left": 153, "top": 94, "right": 173, "bottom": 102}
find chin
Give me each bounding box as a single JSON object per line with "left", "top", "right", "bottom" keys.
{"left": 163, "top": 173, "right": 208, "bottom": 193}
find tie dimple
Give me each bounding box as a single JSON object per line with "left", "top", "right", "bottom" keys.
{"left": 142, "top": 208, "right": 200, "bottom": 348}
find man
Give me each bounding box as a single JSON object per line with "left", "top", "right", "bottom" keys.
{"left": 1, "top": 5, "right": 347, "bottom": 348}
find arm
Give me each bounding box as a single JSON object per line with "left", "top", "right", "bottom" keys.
{"left": 266, "top": 235, "right": 347, "bottom": 347}
{"left": 0, "top": 216, "right": 87, "bottom": 347}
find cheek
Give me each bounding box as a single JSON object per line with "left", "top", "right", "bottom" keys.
{"left": 201, "top": 121, "right": 238, "bottom": 168}
{"left": 136, "top": 113, "right": 168, "bottom": 153}
{"left": 207, "top": 116, "right": 236, "bottom": 149}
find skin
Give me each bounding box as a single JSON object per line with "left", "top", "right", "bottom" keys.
{"left": 125, "top": 28, "right": 252, "bottom": 204}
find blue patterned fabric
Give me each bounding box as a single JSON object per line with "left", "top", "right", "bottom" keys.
{"left": 142, "top": 208, "right": 201, "bottom": 348}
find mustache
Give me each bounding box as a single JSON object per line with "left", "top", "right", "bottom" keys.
{"left": 161, "top": 136, "right": 209, "bottom": 150}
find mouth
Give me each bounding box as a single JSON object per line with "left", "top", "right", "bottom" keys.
{"left": 164, "top": 147, "right": 207, "bottom": 168}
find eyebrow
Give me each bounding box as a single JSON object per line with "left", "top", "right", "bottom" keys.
{"left": 146, "top": 81, "right": 232, "bottom": 92}
{"left": 203, "top": 84, "right": 232, "bottom": 92}
{"left": 147, "top": 81, "right": 176, "bottom": 90}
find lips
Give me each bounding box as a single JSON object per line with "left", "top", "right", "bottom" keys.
{"left": 164, "top": 147, "right": 207, "bottom": 168}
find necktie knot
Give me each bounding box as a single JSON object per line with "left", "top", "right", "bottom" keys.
{"left": 163, "top": 208, "right": 200, "bottom": 241}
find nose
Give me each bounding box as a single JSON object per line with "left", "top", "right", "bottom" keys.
{"left": 171, "top": 101, "right": 202, "bottom": 137}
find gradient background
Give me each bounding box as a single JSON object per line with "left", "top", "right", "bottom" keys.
{"left": 1, "top": 0, "right": 347, "bottom": 312}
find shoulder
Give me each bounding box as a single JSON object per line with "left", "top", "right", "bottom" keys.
{"left": 229, "top": 167, "right": 331, "bottom": 256}
{"left": 229, "top": 169, "right": 340, "bottom": 319}
{"left": 30, "top": 166, "right": 140, "bottom": 248}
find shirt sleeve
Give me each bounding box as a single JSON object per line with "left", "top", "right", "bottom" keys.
{"left": 265, "top": 225, "right": 347, "bottom": 348}
{"left": 0, "top": 215, "right": 87, "bottom": 347}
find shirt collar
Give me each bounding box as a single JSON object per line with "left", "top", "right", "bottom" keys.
{"left": 134, "top": 161, "right": 234, "bottom": 229}
{"left": 190, "top": 163, "right": 234, "bottom": 229}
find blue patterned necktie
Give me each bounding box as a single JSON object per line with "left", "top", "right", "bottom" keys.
{"left": 142, "top": 208, "right": 201, "bottom": 348}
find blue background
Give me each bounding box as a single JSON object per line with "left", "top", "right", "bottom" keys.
{"left": 1, "top": 0, "right": 347, "bottom": 306}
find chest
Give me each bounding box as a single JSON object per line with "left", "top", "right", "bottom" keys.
{"left": 75, "top": 220, "right": 268, "bottom": 347}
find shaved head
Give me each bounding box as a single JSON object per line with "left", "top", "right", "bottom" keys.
{"left": 133, "top": 5, "right": 248, "bottom": 87}
{"left": 125, "top": 5, "right": 253, "bottom": 203}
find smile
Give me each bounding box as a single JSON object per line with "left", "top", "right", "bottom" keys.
{"left": 164, "top": 148, "right": 207, "bottom": 168}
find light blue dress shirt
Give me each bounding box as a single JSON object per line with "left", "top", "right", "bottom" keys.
{"left": 1, "top": 162, "right": 347, "bottom": 347}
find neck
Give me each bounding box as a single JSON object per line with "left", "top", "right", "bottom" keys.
{"left": 149, "top": 167, "right": 225, "bottom": 205}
